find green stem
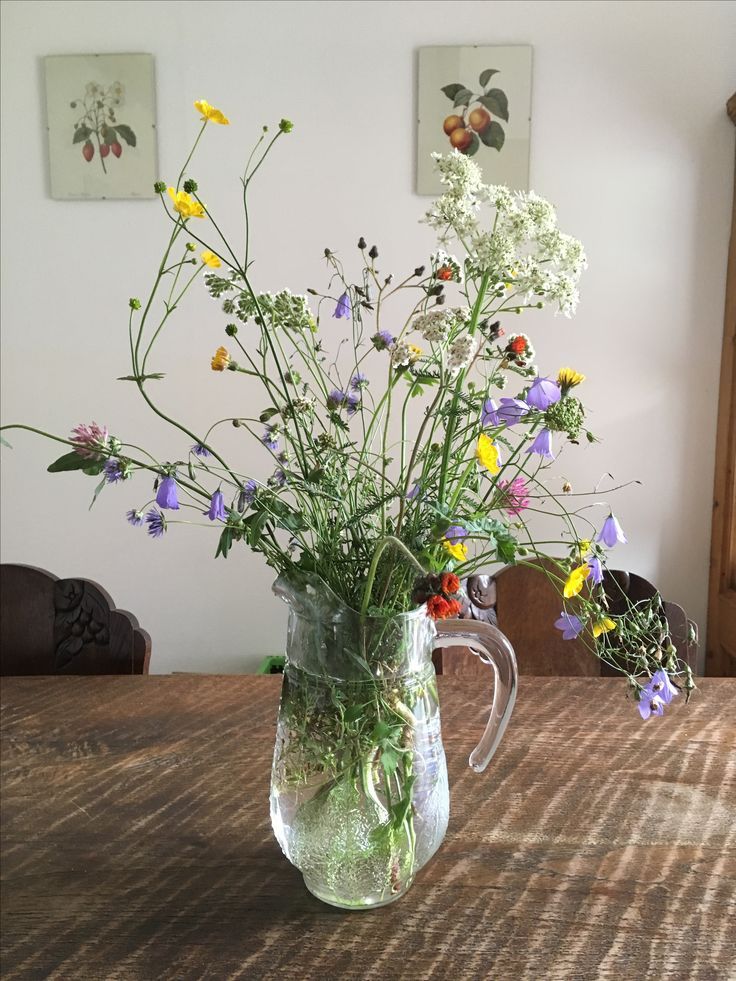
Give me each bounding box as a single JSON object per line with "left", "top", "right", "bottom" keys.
{"left": 360, "top": 536, "right": 426, "bottom": 616}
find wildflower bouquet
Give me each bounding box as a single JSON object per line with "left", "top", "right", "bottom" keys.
{"left": 2, "top": 100, "right": 694, "bottom": 907}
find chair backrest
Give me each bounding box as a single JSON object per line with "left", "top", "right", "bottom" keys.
{"left": 0, "top": 564, "right": 151, "bottom": 675}
{"left": 436, "top": 560, "right": 700, "bottom": 676}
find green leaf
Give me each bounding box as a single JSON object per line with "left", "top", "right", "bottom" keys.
{"left": 215, "top": 526, "right": 234, "bottom": 559}
{"left": 247, "top": 510, "right": 270, "bottom": 547}
{"left": 480, "top": 121, "right": 505, "bottom": 151}
{"left": 440, "top": 83, "right": 465, "bottom": 101}
{"left": 114, "top": 123, "right": 137, "bottom": 147}
{"left": 47, "top": 451, "right": 91, "bottom": 473}
{"left": 0, "top": 434, "right": 12, "bottom": 448}
{"left": 496, "top": 531, "right": 517, "bottom": 565}
{"left": 72, "top": 125, "right": 91, "bottom": 144}
{"left": 479, "top": 68, "right": 500, "bottom": 87}
{"left": 478, "top": 89, "right": 509, "bottom": 122}
{"left": 82, "top": 461, "right": 104, "bottom": 476}
{"left": 103, "top": 126, "right": 117, "bottom": 146}
{"left": 465, "top": 132, "right": 480, "bottom": 156}
{"left": 380, "top": 747, "right": 399, "bottom": 777}
{"left": 277, "top": 511, "right": 308, "bottom": 533}
{"left": 453, "top": 88, "right": 473, "bottom": 108}
{"left": 117, "top": 373, "right": 165, "bottom": 381}
{"left": 88, "top": 477, "right": 106, "bottom": 510}
{"left": 371, "top": 720, "right": 394, "bottom": 743}
{"left": 259, "top": 407, "right": 280, "bottom": 423}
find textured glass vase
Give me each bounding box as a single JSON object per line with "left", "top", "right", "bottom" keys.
{"left": 269, "top": 575, "right": 517, "bottom": 910}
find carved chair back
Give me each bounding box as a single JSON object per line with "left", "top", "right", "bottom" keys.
{"left": 0, "top": 564, "right": 151, "bottom": 675}
{"left": 434, "top": 558, "right": 700, "bottom": 677}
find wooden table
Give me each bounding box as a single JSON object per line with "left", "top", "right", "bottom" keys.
{"left": 2, "top": 677, "right": 735, "bottom": 980}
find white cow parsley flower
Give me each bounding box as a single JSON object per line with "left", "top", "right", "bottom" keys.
{"left": 391, "top": 340, "right": 422, "bottom": 367}
{"left": 446, "top": 334, "right": 479, "bottom": 372}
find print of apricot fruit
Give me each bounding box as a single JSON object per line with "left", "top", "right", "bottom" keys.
{"left": 443, "top": 114, "right": 465, "bottom": 135}
{"left": 449, "top": 127, "right": 472, "bottom": 151}
{"left": 468, "top": 107, "right": 491, "bottom": 133}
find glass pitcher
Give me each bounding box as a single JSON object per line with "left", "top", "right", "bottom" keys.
{"left": 269, "top": 574, "right": 517, "bottom": 910}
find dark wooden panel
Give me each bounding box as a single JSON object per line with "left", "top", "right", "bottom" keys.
{"left": 2, "top": 676, "right": 735, "bottom": 979}
{"left": 0, "top": 564, "right": 151, "bottom": 675}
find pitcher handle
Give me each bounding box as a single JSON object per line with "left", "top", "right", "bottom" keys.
{"left": 434, "top": 618, "right": 518, "bottom": 773}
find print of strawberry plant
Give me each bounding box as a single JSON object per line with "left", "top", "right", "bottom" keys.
{"left": 440, "top": 68, "right": 508, "bottom": 157}
{"left": 70, "top": 81, "right": 137, "bottom": 174}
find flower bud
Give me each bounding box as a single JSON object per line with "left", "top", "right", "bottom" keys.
{"left": 185, "top": 242, "right": 197, "bottom": 252}
{"left": 153, "top": 181, "right": 166, "bottom": 194}
{"left": 414, "top": 266, "right": 426, "bottom": 277}
{"left": 368, "top": 245, "right": 379, "bottom": 259}
{"left": 358, "top": 237, "right": 367, "bottom": 250}
{"left": 278, "top": 119, "right": 294, "bottom": 133}
{"left": 307, "top": 287, "right": 318, "bottom": 295}
{"left": 183, "top": 178, "right": 198, "bottom": 193}
{"left": 225, "top": 323, "right": 238, "bottom": 337}
{"left": 232, "top": 418, "right": 242, "bottom": 427}
{"left": 129, "top": 297, "right": 141, "bottom": 310}
{"left": 324, "top": 248, "right": 332, "bottom": 257}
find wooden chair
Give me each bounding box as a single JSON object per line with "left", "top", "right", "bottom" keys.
{"left": 435, "top": 558, "right": 700, "bottom": 677}
{"left": 0, "top": 564, "right": 151, "bottom": 675}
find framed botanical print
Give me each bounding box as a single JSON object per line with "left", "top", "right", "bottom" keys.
{"left": 417, "top": 45, "right": 533, "bottom": 195}
{"left": 44, "top": 53, "right": 157, "bottom": 200}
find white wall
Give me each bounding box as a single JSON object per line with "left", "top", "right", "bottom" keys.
{"left": 1, "top": 0, "right": 734, "bottom": 673}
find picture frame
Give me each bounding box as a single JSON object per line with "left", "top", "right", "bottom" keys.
{"left": 417, "top": 45, "right": 533, "bottom": 195}
{"left": 44, "top": 53, "right": 158, "bottom": 200}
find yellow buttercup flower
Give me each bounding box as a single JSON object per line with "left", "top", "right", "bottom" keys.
{"left": 576, "top": 539, "right": 591, "bottom": 559}
{"left": 201, "top": 250, "right": 221, "bottom": 268}
{"left": 557, "top": 367, "right": 586, "bottom": 390}
{"left": 592, "top": 617, "right": 617, "bottom": 638}
{"left": 194, "top": 100, "right": 230, "bottom": 125}
{"left": 442, "top": 538, "right": 468, "bottom": 562}
{"left": 476, "top": 433, "right": 501, "bottom": 475}
{"left": 563, "top": 564, "right": 590, "bottom": 599}
{"left": 167, "top": 187, "right": 205, "bottom": 219}
{"left": 408, "top": 344, "right": 422, "bottom": 363}
{"left": 211, "top": 346, "right": 230, "bottom": 371}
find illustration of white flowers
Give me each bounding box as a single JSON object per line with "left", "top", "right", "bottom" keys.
{"left": 70, "top": 81, "right": 137, "bottom": 173}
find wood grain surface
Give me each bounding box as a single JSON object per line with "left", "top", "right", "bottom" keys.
{"left": 1, "top": 676, "right": 735, "bottom": 981}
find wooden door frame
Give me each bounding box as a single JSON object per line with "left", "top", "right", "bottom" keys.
{"left": 706, "top": 94, "right": 736, "bottom": 675}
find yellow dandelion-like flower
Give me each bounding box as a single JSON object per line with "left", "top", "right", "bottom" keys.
{"left": 476, "top": 433, "right": 502, "bottom": 475}
{"left": 167, "top": 187, "right": 205, "bottom": 219}
{"left": 408, "top": 344, "right": 422, "bottom": 363}
{"left": 211, "top": 346, "right": 230, "bottom": 372}
{"left": 194, "top": 100, "right": 230, "bottom": 125}
{"left": 592, "top": 617, "right": 617, "bottom": 638}
{"left": 442, "top": 538, "right": 468, "bottom": 562}
{"left": 563, "top": 564, "right": 590, "bottom": 599}
{"left": 557, "top": 367, "right": 586, "bottom": 390}
{"left": 201, "top": 250, "right": 221, "bottom": 268}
